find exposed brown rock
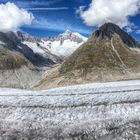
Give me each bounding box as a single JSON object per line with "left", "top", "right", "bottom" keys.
{"left": 34, "top": 23, "right": 140, "bottom": 90}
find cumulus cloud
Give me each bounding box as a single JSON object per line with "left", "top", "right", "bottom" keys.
{"left": 0, "top": 2, "right": 34, "bottom": 32}
{"left": 79, "top": 0, "right": 140, "bottom": 28}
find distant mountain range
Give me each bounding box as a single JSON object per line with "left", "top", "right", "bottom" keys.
{"left": 35, "top": 23, "right": 140, "bottom": 90}
{"left": 0, "top": 30, "right": 87, "bottom": 88}
{"left": 0, "top": 23, "right": 140, "bottom": 89}
{"left": 21, "top": 30, "right": 87, "bottom": 59}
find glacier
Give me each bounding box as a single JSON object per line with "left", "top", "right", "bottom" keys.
{"left": 0, "top": 80, "right": 140, "bottom": 139}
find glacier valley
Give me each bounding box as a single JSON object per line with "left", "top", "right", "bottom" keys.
{"left": 0, "top": 80, "right": 140, "bottom": 139}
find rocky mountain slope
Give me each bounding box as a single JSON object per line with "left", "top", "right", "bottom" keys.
{"left": 0, "top": 47, "right": 39, "bottom": 89}
{"left": 34, "top": 23, "right": 140, "bottom": 90}
{"left": 0, "top": 31, "right": 62, "bottom": 89}
{"left": 0, "top": 30, "right": 86, "bottom": 89}
{"left": 17, "top": 31, "right": 62, "bottom": 65}
{"left": 22, "top": 30, "right": 87, "bottom": 58}
{"left": 60, "top": 23, "right": 140, "bottom": 73}
{"left": 0, "top": 31, "right": 61, "bottom": 66}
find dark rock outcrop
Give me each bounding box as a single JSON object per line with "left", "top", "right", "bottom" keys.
{"left": 94, "top": 23, "right": 140, "bottom": 48}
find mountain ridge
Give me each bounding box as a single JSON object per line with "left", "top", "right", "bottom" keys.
{"left": 60, "top": 23, "right": 140, "bottom": 74}
{"left": 34, "top": 23, "right": 140, "bottom": 90}
{"left": 94, "top": 23, "right": 140, "bottom": 48}
{"left": 22, "top": 30, "right": 87, "bottom": 58}
{"left": 0, "top": 31, "right": 60, "bottom": 89}
{"left": 0, "top": 30, "right": 87, "bottom": 89}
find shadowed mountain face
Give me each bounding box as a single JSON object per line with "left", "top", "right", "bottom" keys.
{"left": 34, "top": 23, "right": 140, "bottom": 90}
{"left": 94, "top": 23, "right": 140, "bottom": 48}
{"left": 0, "top": 46, "right": 28, "bottom": 70}
{"left": 0, "top": 31, "right": 60, "bottom": 68}
{"left": 0, "top": 31, "right": 62, "bottom": 89}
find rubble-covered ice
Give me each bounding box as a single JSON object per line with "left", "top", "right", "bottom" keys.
{"left": 0, "top": 80, "right": 140, "bottom": 139}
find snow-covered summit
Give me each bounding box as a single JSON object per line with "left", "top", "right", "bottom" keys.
{"left": 55, "top": 30, "right": 87, "bottom": 43}
{"left": 72, "top": 32, "right": 88, "bottom": 41}
{"left": 22, "top": 30, "right": 88, "bottom": 58}
{"left": 41, "top": 31, "right": 87, "bottom": 58}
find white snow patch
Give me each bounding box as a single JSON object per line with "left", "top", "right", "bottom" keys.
{"left": 22, "top": 32, "right": 87, "bottom": 58}
{"left": 40, "top": 39, "right": 84, "bottom": 57}
{"left": 22, "top": 41, "right": 45, "bottom": 54}
{"left": 0, "top": 41, "right": 6, "bottom": 45}
{"left": 72, "top": 32, "right": 88, "bottom": 41}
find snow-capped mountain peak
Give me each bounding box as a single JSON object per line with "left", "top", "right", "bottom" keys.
{"left": 22, "top": 30, "right": 88, "bottom": 59}
{"left": 63, "top": 30, "right": 87, "bottom": 40}
{"left": 72, "top": 32, "right": 88, "bottom": 42}
{"left": 56, "top": 30, "right": 88, "bottom": 43}
{"left": 64, "top": 29, "right": 72, "bottom": 33}
{"left": 44, "top": 31, "right": 88, "bottom": 58}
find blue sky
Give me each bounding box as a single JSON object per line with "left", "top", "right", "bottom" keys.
{"left": 0, "top": 0, "right": 140, "bottom": 40}
{"left": 22, "top": 0, "right": 93, "bottom": 37}
{"left": 0, "top": 0, "right": 93, "bottom": 37}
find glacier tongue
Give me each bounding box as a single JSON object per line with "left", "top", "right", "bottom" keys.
{"left": 0, "top": 80, "right": 140, "bottom": 139}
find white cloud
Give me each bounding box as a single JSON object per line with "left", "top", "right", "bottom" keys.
{"left": 0, "top": 2, "right": 34, "bottom": 32}
{"left": 126, "top": 27, "right": 133, "bottom": 33}
{"left": 79, "top": 0, "right": 140, "bottom": 28}
{"left": 136, "top": 30, "right": 140, "bottom": 34}
{"left": 125, "top": 23, "right": 138, "bottom": 33}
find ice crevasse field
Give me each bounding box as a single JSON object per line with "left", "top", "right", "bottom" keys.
{"left": 0, "top": 80, "right": 140, "bottom": 139}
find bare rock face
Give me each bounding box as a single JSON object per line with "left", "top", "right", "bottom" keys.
{"left": 0, "top": 43, "right": 42, "bottom": 89}
{"left": 94, "top": 23, "right": 140, "bottom": 48}
{"left": 0, "top": 47, "right": 27, "bottom": 70}
{"left": 34, "top": 23, "right": 140, "bottom": 90}
{"left": 16, "top": 31, "right": 42, "bottom": 43}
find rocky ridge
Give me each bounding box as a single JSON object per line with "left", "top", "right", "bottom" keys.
{"left": 34, "top": 23, "right": 140, "bottom": 90}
